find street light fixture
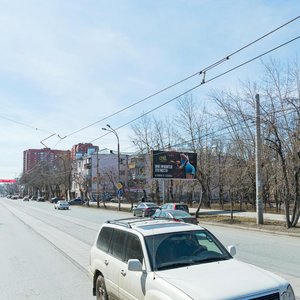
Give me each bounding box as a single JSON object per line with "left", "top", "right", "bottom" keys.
{"left": 102, "top": 124, "right": 121, "bottom": 210}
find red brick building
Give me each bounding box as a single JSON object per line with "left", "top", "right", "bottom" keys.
{"left": 23, "top": 148, "right": 70, "bottom": 174}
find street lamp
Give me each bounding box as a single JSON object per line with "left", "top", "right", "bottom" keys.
{"left": 96, "top": 147, "right": 110, "bottom": 208}
{"left": 102, "top": 124, "right": 121, "bottom": 210}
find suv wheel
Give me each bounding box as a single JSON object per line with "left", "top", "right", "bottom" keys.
{"left": 96, "top": 275, "right": 108, "bottom": 300}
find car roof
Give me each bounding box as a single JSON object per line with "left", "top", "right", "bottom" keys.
{"left": 105, "top": 218, "right": 203, "bottom": 236}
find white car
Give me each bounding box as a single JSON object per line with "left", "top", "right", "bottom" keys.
{"left": 90, "top": 218, "right": 295, "bottom": 300}
{"left": 54, "top": 200, "right": 69, "bottom": 210}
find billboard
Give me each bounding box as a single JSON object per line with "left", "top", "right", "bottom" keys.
{"left": 152, "top": 151, "right": 197, "bottom": 179}
{"left": 0, "top": 179, "right": 16, "bottom": 183}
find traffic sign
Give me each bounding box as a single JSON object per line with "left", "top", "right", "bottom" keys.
{"left": 117, "top": 189, "right": 123, "bottom": 197}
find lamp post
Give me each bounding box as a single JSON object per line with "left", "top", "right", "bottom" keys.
{"left": 102, "top": 124, "right": 121, "bottom": 210}
{"left": 96, "top": 147, "right": 110, "bottom": 208}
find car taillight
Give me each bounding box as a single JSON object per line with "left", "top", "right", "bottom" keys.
{"left": 173, "top": 218, "right": 180, "bottom": 222}
{"left": 145, "top": 208, "right": 150, "bottom": 211}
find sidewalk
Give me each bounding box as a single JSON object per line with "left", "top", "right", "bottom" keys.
{"left": 90, "top": 201, "right": 300, "bottom": 239}
{"left": 90, "top": 201, "right": 286, "bottom": 222}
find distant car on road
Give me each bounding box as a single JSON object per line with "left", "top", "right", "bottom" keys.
{"left": 161, "top": 202, "right": 189, "bottom": 213}
{"left": 68, "top": 198, "right": 85, "bottom": 205}
{"left": 153, "top": 209, "right": 198, "bottom": 224}
{"left": 133, "top": 202, "right": 159, "bottom": 217}
{"left": 54, "top": 201, "right": 69, "bottom": 210}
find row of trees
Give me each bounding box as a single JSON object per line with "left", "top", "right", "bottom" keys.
{"left": 18, "top": 58, "right": 300, "bottom": 228}
{"left": 20, "top": 153, "right": 73, "bottom": 200}
{"left": 131, "top": 58, "right": 300, "bottom": 228}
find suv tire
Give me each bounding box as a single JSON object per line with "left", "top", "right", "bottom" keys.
{"left": 96, "top": 274, "right": 108, "bottom": 300}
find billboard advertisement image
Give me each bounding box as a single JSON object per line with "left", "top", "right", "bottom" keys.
{"left": 152, "top": 150, "right": 197, "bottom": 179}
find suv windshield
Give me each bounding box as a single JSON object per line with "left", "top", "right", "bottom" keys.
{"left": 144, "top": 230, "right": 231, "bottom": 271}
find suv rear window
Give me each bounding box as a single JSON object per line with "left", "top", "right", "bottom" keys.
{"left": 110, "top": 229, "right": 127, "bottom": 260}
{"left": 97, "top": 227, "right": 113, "bottom": 252}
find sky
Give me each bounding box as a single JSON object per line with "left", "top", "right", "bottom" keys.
{"left": 0, "top": 0, "right": 299, "bottom": 179}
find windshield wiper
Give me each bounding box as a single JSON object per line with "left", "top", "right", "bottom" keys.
{"left": 193, "top": 257, "right": 229, "bottom": 264}
{"left": 157, "top": 261, "right": 193, "bottom": 270}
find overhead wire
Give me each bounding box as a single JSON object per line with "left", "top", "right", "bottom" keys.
{"left": 21, "top": 20, "right": 300, "bottom": 184}
{"left": 1, "top": 16, "right": 299, "bottom": 155}
{"left": 63, "top": 16, "right": 300, "bottom": 139}
{"left": 21, "top": 33, "right": 300, "bottom": 186}
{"left": 0, "top": 114, "right": 54, "bottom": 134}
{"left": 90, "top": 35, "right": 300, "bottom": 143}
{"left": 22, "top": 104, "right": 299, "bottom": 186}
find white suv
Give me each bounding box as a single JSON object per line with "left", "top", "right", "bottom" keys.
{"left": 90, "top": 218, "right": 295, "bottom": 300}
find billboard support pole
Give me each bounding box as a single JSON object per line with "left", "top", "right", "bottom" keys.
{"left": 162, "top": 180, "right": 165, "bottom": 204}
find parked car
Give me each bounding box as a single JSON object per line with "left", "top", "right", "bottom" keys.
{"left": 11, "top": 195, "right": 18, "bottom": 200}
{"left": 51, "top": 197, "right": 63, "bottom": 203}
{"left": 160, "top": 202, "right": 189, "bottom": 213}
{"left": 54, "top": 200, "right": 69, "bottom": 210}
{"left": 101, "top": 192, "right": 113, "bottom": 201}
{"left": 90, "top": 218, "right": 295, "bottom": 300}
{"left": 68, "top": 198, "right": 85, "bottom": 205}
{"left": 153, "top": 209, "right": 198, "bottom": 224}
{"left": 23, "top": 196, "right": 29, "bottom": 201}
{"left": 37, "top": 196, "right": 45, "bottom": 202}
{"left": 132, "top": 202, "right": 159, "bottom": 217}
{"left": 31, "top": 196, "right": 37, "bottom": 201}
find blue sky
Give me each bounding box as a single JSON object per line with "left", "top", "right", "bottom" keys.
{"left": 0, "top": 0, "right": 299, "bottom": 179}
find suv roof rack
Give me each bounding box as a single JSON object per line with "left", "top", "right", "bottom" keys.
{"left": 106, "top": 217, "right": 155, "bottom": 228}
{"left": 152, "top": 216, "right": 183, "bottom": 222}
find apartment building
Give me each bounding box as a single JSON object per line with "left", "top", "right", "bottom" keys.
{"left": 23, "top": 148, "right": 70, "bottom": 174}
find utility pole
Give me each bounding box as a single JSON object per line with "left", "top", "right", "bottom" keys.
{"left": 255, "top": 94, "right": 264, "bottom": 224}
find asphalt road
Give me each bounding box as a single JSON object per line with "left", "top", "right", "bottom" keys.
{"left": 1, "top": 197, "right": 299, "bottom": 299}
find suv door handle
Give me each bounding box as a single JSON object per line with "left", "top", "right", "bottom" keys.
{"left": 120, "top": 270, "right": 126, "bottom": 277}
{"left": 104, "top": 260, "right": 109, "bottom": 266}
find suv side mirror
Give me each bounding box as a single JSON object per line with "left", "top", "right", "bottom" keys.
{"left": 227, "top": 245, "right": 236, "bottom": 256}
{"left": 128, "top": 259, "right": 143, "bottom": 272}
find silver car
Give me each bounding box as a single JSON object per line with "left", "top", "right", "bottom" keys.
{"left": 54, "top": 200, "right": 69, "bottom": 210}
{"left": 132, "top": 202, "right": 159, "bottom": 217}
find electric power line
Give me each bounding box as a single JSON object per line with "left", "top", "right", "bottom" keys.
{"left": 90, "top": 35, "right": 300, "bottom": 143}
{"left": 64, "top": 16, "right": 300, "bottom": 139}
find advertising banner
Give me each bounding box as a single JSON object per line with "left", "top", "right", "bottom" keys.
{"left": 152, "top": 150, "right": 197, "bottom": 179}
{"left": 0, "top": 179, "right": 16, "bottom": 183}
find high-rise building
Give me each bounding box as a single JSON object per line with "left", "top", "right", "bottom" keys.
{"left": 23, "top": 148, "right": 70, "bottom": 174}
{"left": 71, "top": 143, "right": 99, "bottom": 160}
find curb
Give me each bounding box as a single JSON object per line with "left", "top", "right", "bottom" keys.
{"left": 198, "top": 220, "right": 300, "bottom": 238}
{"left": 86, "top": 202, "right": 300, "bottom": 238}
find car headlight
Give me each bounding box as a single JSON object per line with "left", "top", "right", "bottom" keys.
{"left": 282, "top": 285, "right": 295, "bottom": 300}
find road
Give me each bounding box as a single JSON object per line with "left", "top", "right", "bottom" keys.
{"left": 1, "top": 197, "right": 299, "bottom": 299}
